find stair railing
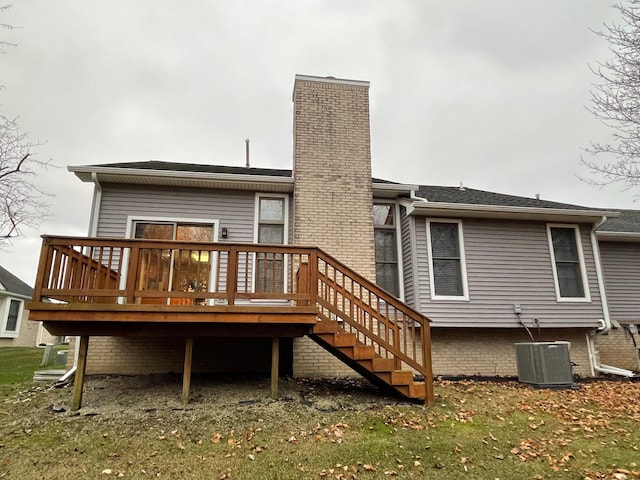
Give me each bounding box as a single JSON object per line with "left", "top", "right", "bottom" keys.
{"left": 313, "top": 250, "right": 433, "bottom": 386}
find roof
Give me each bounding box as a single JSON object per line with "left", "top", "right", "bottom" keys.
{"left": 415, "top": 185, "right": 597, "bottom": 211}
{"left": 409, "top": 185, "right": 617, "bottom": 223}
{"left": 0, "top": 265, "right": 33, "bottom": 298}
{"left": 597, "top": 209, "right": 640, "bottom": 241}
{"left": 68, "top": 161, "right": 414, "bottom": 197}
{"left": 69, "top": 160, "right": 619, "bottom": 222}
{"left": 93, "top": 160, "right": 293, "bottom": 178}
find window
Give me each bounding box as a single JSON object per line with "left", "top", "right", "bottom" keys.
{"left": 427, "top": 220, "right": 468, "bottom": 300}
{"left": 373, "top": 204, "right": 400, "bottom": 297}
{"left": 548, "top": 225, "right": 589, "bottom": 300}
{"left": 255, "top": 195, "right": 288, "bottom": 293}
{"left": 132, "top": 220, "right": 216, "bottom": 303}
{"left": 1, "top": 298, "right": 23, "bottom": 338}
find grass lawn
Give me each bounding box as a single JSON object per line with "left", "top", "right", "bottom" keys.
{"left": 0, "top": 368, "right": 639, "bottom": 479}
{"left": 0, "top": 346, "right": 67, "bottom": 384}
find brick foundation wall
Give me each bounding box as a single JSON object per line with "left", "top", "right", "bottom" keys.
{"left": 292, "top": 337, "right": 358, "bottom": 377}
{"left": 594, "top": 327, "right": 640, "bottom": 372}
{"left": 70, "top": 337, "right": 294, "bottom": 375}
{"left": 431, "top": 328, "right": 593, "bottom": 378}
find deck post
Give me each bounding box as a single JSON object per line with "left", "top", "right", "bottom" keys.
{"left": 71, "top": 335, "right": 89, "bottom": 411}
{"left": 271, "top": 337, "right": 279, "bottom": 399}
{"left": 182, "top": 338, "right": 194, "bottom": 404}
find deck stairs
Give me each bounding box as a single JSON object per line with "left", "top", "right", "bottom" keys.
{"left": 304, "top": 251, "right": 432, "bottom": 402}
{"left": 310, "top": 320, "right": 427, "bottom": 400}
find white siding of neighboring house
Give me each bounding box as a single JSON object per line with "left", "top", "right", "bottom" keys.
{"left": 412, "top": 217, "right": 605, "bottom": 328}
{"left": 600, "top": 240, "right": 640, "bottom": 325}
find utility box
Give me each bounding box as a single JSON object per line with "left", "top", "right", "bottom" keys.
{"left": 515, "top": 342, "right": 573, "bottom": 387}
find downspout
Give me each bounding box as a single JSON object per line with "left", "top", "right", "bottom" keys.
{"left": 410, "top": 190, "right": 428, "bottom": 204}
{"left": 587, "top": 216, "right": 636, "bottom": 378}
{"left": 409, "top": 190, "right": 428, "bottom": 308}
{"left": 61, "top": 173, "right": 103, "bottom": 383}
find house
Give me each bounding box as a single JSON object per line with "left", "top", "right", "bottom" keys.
{"left": 26, "top": 74, "right": 638, "bottom": 408}
{"left": 594, "top": 210, "right": 640, "bottom": 372}
{"left": 0, "top": 265, "right": 57, "bottom": 347}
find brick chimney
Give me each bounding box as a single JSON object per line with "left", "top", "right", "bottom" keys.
{"left": 292, "top": 75, "right": 376, "bottom": 281}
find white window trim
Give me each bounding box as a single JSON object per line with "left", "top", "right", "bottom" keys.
{"left": 373, "top": 202, "right": 405, "bottom": 300}
{"left": 120, "top": 216, "right": 220, "bottom": 304}
{"left": 253, "top": 194, "right": 289, "bottom": 245}
{"left": 252, "top": 194, "right": 290, "bottom": 294}
{"left": 546, "top": 223, "right": 591, "bottom": 303}
{"left": 0, "top": 296, "right": 24, "bottom": 338}
{"left": 426, "top": 219, "right": 469, "bottom": 301}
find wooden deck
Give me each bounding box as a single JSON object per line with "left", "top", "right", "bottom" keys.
{"left": 28, "top": 236, "right": 434, "bottom": 408}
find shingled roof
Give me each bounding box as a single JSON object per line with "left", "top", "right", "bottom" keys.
{"left": 94, "top": 160, "right": 294, "bottom": 178}
{"left": 598, "top": 209, "right": 640, "bottom": 234}
{"left": 415, "top": 185, "right": 598, "bottom": 211}
{"left": 72, "top": 160, "right": 400, "bottom": 185}
{"left": 0, "top": 265, "right": 33, "bottom": 298}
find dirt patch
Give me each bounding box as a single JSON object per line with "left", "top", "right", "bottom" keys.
{"left": 8, "top": 374, "right": 407, "bottom": 431}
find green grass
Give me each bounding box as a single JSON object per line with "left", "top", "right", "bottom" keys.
{"left": 0, "top": 346, "right": 68, "bottom": 384}
{"left": 1, "top": 376, "right": 639, "bottom": 479}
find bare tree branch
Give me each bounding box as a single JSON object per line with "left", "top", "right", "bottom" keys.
{"left": 0, "top": 115, "right": 52, "bottom": 241}
{"left": 0, "top": 4, "right": 17, "bottom": 54}
{"left": 583, "top": 0, "right": 640, "bottom": 190}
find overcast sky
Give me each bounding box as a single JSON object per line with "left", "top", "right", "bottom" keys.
{"left": 0, "top": 1, "right": 633, "bottom": 285}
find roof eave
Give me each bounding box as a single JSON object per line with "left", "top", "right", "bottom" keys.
{"left": 372, "top": 182, "right": 418, "bottom": 199}
{"left": 68, "top": 166, "right": 295, "bottom": 193}
{"left": 596, "top": 231, "right": 640, "bottom": 242}
{"left": 407, "top": 202, "right": 618, "bottom": 223}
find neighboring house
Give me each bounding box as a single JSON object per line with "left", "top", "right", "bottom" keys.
{"left": 0, "top": 265, "right": 56, "bottom": 347}
{"left": 26, "top": 75, "right": 639, "bottom": 402}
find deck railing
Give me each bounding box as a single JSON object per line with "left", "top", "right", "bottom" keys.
{"left": 315, "top": 251, "right": 431, "bottom": 377}
{"left": 33, "top": 236, "right": 315, "bottom": 306}
{"left": 32, "top": 236, "right": 431, "bottom": 381}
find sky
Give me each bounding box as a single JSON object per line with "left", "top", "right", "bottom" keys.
{"left": 0, "top": 1, "right": 634, "bottom": 285}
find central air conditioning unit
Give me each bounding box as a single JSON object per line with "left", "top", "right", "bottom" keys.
{"left": 514, "top": 342, "right": 573, "bottom": 387}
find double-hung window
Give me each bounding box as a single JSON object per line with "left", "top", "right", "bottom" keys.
{"left": 427, "top": 220, "right": 468, "bottom": 300}
{"left": 373, "top": 204, "right": 400, "bottom": 297}
{"left": 255, "top": 195, "right": 288, "bottom": 293}
{"left": 547, "top": 225, "right": 589, "bottom": 301}
{"left": 1, "top": 298, "right": 23, "bottom": 338}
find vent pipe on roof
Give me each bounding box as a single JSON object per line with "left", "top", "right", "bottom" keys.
{"left": 245, "top": 139, "right": 250, "bottom": 168}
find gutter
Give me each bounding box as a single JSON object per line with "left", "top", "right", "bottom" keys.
{"left": 69, "top": 166, "right": 296, "bottom": 192}
{"left": 407, "top": 201, "right": 618, "bottom": 223}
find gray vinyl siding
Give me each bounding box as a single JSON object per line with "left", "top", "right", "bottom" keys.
{"left": 600, "top": 241, "right": 640, "bottom": 325}
{"left": 97, "top": 184, "right": 292, "bottom": 243}
{"left": 414, "top": 217, "right": 605, "bottom": 328}
{"left": 400, "top": 207, "right": 416, "bottom": 308}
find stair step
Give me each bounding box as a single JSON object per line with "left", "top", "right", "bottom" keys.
{"left": 376, "top": 370, "right": 413, "bottom": 386}
{"left": 333, "top": 332, "right": 357, "bottom": 347}
{"left": 315, "top": 332, "right": 357, "bottom": 347}
{"left": 395, "top": 382, "right": 427, "bottom": 399}
{"left": 371, "top": 357, "right": 396, "bottom": 372}
{"left": 338, "top": 344, "right": 375, "bottom": 360}
{"left": 313, "top": 321, "right": 342, "bottom": 334}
